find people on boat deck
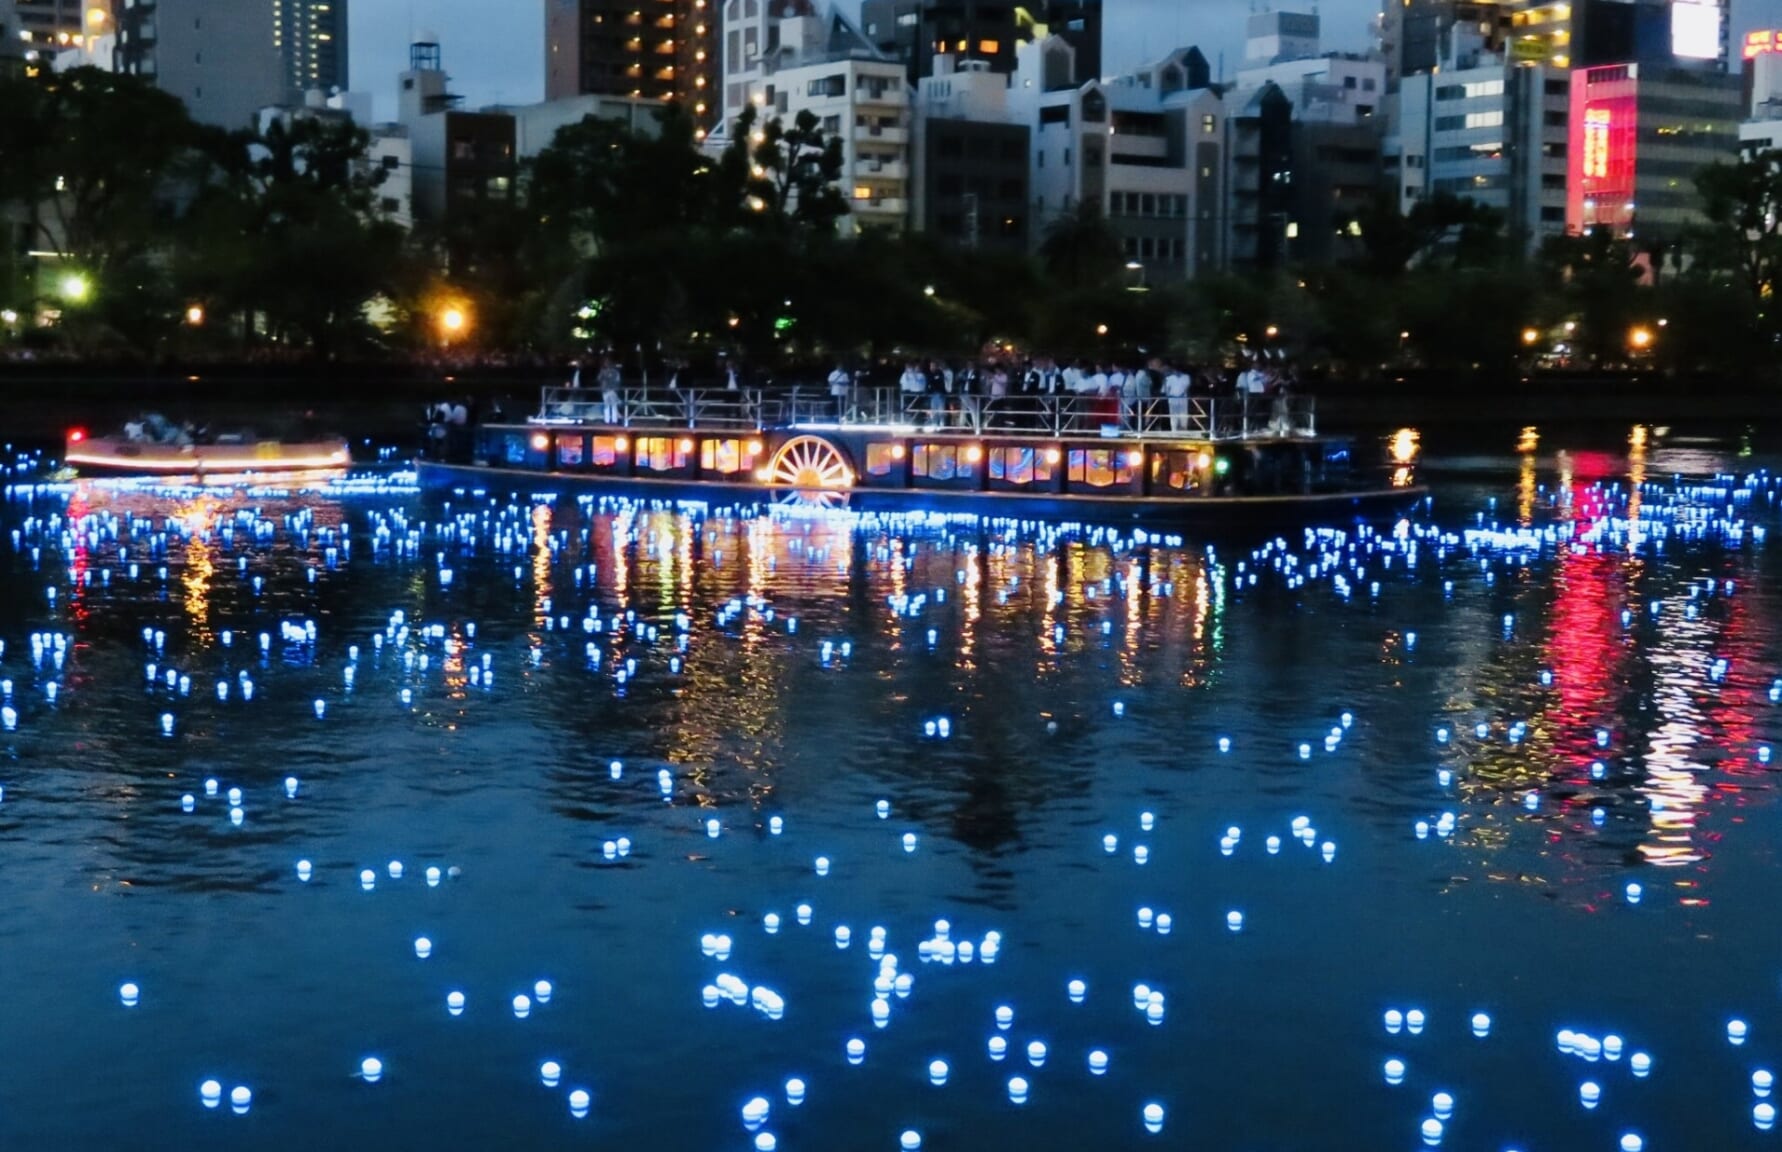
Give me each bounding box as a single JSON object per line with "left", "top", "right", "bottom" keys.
{"left": 507, "top": 351, "right": 1291, "bottom": 440}
{"left": 828, "top": 363, "right": 851, "bottom": 419}
{"left": 597, "top": 359, "right": 623, "bottom": 424}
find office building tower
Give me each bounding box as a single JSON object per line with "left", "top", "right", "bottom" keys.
{"left": 546, "top": 0, "right": 718, "bottom": 130}
{"left": 273, "top": 0, "right": 349, "bottom": 101}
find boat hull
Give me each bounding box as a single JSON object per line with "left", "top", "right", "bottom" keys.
{"left": 65, "top": 437, "right": 352, "bottom": 478}
{"left": 417, "top": 459, "right": 1425, "bottom": 528}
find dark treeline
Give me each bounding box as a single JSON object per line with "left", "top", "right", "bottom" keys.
{"left": 5, "top": 67, "right": 1782, "bottom": 381}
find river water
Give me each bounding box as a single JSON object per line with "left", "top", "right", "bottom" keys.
{"left": 1, "top": 430, "right": 1779, "bottom": 1152}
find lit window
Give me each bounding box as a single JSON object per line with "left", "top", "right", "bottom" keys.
{"left": 700, "top": 439, "right": 744, "bottom": 473}
{"left": 1067, "top": 449, "right": 1131, "bottom": 488}
{"left": 854, "top": 186, "right": 872, "bottom": 200}
{"left": 866, "top": 443, "right": 900, "bottom": 476}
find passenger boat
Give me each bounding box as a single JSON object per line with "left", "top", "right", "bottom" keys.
{"left": 63, "top": 420, "right": 351, "bottom": 479}
{"left": 418, "top": 386, "right": 1425, "bottom": 526}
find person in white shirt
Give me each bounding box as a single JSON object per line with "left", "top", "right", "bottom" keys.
{"left": 1164, "top": 367, "right": 1190, "bottom": 432}
{"left": 828, "top": 364, "right": 851, "bottom": 420}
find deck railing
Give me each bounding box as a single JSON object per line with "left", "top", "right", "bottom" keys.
{"left": 532, "top": 386, "right": 1314, "bottom": 442}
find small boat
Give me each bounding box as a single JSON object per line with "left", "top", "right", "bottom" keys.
{"left": 418, "top": 386, "right": 1424, "bottom": 527}
{"left": 63, "top": 417, "right": 350, "bottom": 479}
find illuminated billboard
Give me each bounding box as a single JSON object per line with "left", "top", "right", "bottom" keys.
{"left": 1567, "top": 67, "right": 1638, "bottom": 237}
{"left": 1672, "top": 0, "right": 1723, "bottom": 62}
{"left": 1747, "top": 30, "right": 1780, "bottom": 59}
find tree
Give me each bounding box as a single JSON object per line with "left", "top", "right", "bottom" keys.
{"left": 1345, "top": 190, "right": 1506, "bottom": 277}
{"left": 728, "top": 105, "right": 849, "bottom": 233}
{"left": 1037, "top": 201, "right": 1123, "bottom": 290}
{"left": 1693, "top": 151, "right": 1782, "bottom": 321}
{"left": 1538, "top": 231, "right": 1643, "bottom": 365}
{"left": 0, "top": 67, "right": 201, "bottom": 345}
{"left": 181, "top": 113, "right": 408, "bottom": 355}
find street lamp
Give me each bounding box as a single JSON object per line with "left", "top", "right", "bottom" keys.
{"left": 1095, "top": 323, "right": 1109, "bottom": 336}
{"left": 185, "top": 305, "right": 205, "bottom": 327}
{"left": 439, "top": 306, "right": 468, "bottom": 339}
{"left": 1264, "top": 324, "right": 1279, "bottom": 339}
{"left": 1628, "top": 325, "right": 1653, "bottom": 350}
{"left": 923, "top": 285, "right": 935, "bottom": 297}
{"left": 1521, "top": 327, "right": 1540, "bottom": 346}
{"left": 59, "top": 273, "right": 90, "bottom": 304}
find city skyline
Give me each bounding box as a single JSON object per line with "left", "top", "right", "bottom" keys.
{"left": 351, "top": 0, "right": 1782, "bottom": 121}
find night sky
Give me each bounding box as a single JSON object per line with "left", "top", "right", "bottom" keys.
{"left": 351, "top": 0, "right": 1782, "bottom": 120}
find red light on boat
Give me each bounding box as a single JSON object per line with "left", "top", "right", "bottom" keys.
{"left": 68, "top": 428, "right": 86, "bottom": 443}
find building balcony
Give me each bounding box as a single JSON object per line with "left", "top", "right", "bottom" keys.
{"left": 853, "top": 196, "right": 908, "bottom": 216}
{"left": 855, "top": 124, "right": 908, "bottom": 145}
{"left": 854, "top": 88, "right": 906, "bottom": 110}
{"left": 1108, "top": 135, "right": 1168, "bottom": 162}
{"left": 857, "top": 160, "right": 907, "bottom": 182}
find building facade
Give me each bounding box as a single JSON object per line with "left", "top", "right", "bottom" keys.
{"left": 1016, "top": 43, "right": 1225, "bottom": 280}
{"left": 1566, "top": 61, "right": 1740, "bottom": 239}
{"left": 546, "top": 0, "right": 717, "bottom": 131}
{"left": 14, "top": 0, "right": 84, "bottom": 48}
{"left": 767, "top": 50, "right": 911, "bottom": 232}
{"left": 1223, "top": 83, "right": 1294, "bottom": 271}
{"left": 498, "top": 93, "right": 666, "bottom": 159}
{"left": 113, "top": 0, "right": 285, "bottom": 128}
{"left": 0, "top": 0, "right": 23, "bottom": 69}
{"left": 914, "top": 57, "right": 1027, "bottom": 248}
{"left": 397, "top": 43, "right": 518, "bottom": 227}
{"left": 273, "top": 0, "right": 348, "bottom": 103}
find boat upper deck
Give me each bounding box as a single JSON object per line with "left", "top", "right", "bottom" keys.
{"left": 526, "top": 386, "right": 1318, "bottom": 443}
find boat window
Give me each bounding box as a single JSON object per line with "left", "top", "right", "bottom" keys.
{"left": 1067, "top": 448, "right": 1131, "bottom": 488}
{"left": 990, "top": 446, "right": 1049, "bottom": 485}
{"left": 1151, "top": 451, "right": 1200, "bottom": 491}
{"left": 637, "top": 437, "right": 689, "bottom": 471}
{"left": 701, "top": 439, "right": 744, "bottom": 473}
{"left": 504, "top": 434, "right": 528, "bottom": 465}
{"left": 865, "top": 443, "right": 902, "bottom": 476}
{"left": 558, "top": 437, "right": 584, "bottom": 467}
{"left": 914, "top": 444, "right": 957, "bottom": 481}
{"left": 591, "top": 436, "right": 620, "bottom": 467}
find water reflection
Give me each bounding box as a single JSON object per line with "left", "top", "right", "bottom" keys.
{"left": 2, "top": 450, "right": 1782, "bottom": 1150}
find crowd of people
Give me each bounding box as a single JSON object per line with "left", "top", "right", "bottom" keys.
{"left": 545, "top": 350, "right": 1304, "bottom": 438}
{"left": 873, "top": 356, "right": 1299, "bottom": 434}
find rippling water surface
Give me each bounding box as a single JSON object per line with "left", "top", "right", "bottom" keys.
{"left": 4, "top": 435, "right": 1782, "bottom": 1152}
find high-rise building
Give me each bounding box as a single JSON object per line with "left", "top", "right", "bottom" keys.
{"left": 546, "top": 0, "right": 718, "bottom": 131}
{"left": 861, "top": 0, "right": 1098, "bottom": 82}
{"left": 1379, "top": 1, "right": 1513, "bottom": 88}
{"left": 114, "top": 0, "right": 284, "bottom": 127}
{"left": 273, "top": 0, "right": 349, "bottom": 101}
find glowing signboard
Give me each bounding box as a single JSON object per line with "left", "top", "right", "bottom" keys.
{"left": 1582, "top": 107, "right": 1611, "bottom": 179}
{"left": 1746, "top": 30, "right": 1779, "bottom": 59}
{"left": 1672, "top": 0, "right": 1723, "bottom": 62}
